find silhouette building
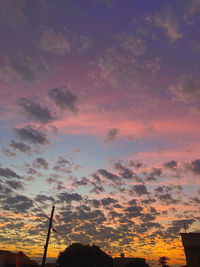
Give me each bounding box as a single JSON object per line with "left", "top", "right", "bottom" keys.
{"left": 114, "top": 253, "right": 146, "bottom": 267}
{"left": 180, "top": 233, "right": 200, "bottom": 267}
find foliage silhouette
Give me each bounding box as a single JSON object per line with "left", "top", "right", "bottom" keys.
{"left": 158, "top": 256, "right": 170, "bottom": 267}
{"left": 56, "top": 243, "right": 113, "bottom": 267}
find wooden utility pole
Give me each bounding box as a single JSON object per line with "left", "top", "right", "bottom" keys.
{"left": 41, "top": 205, "right": 55, "bottom": 267}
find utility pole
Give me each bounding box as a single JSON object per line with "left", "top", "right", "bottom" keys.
{"left": 41, "top": 205, "right": 55, "bottom": 267}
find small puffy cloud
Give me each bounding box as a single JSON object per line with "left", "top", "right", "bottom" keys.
{"left": 5, "top": 180, "right": 24, "bottom": 190}
{"left": 73, "top": 35, "right": 92, "bottom": 53}
{"left": 38, "top": 26, "right": 71, "bottom": 55}
{"left": 9, "top": 140, "right": 31, "bottom": 154}
{"left": 101, "top": 197, "right": 117, "bottom": 206}
{"left": 57, "top": 192, "right": 82, "bottom": 202}
{"left": 154, "top": 5, "right": 183, "bottom": 42}
{"left": 18, "top": 98, "right": 55, "bottom": 124}
{"left": 12, "top": 125, "right": 50, "bottom": 146}
{"left": 2, "top": 148, "right": 16, "bottom": 157}
{"left": 33, "top": 157, "right": 49, "bottom": 170}
{"left": 131, "top": 184, "right": 148, "bottom": 195}
{"left": 105, "top": 128, "right": 119, "bottom": 143}
{"left": 35, "top": 194, "right": 54, "bottom": 204}
{"left": 0, "top": 54, "right": 48, "bottom": 84}
{"left": 72, "top": 177, "right": 90, "bottom": 187}
{"left": 163, "top": 160, "right": 178, "bottom": 170}
{"left": 48, "top": 86, "right": 78, "bottom": 113}
{"left": 1, "top": 194, "right": 33, "bottom": 213}
{"left": 183, "top": 0, "right": 200, "bottom": 23}
{"left": 98, "top": 169, "right": 121, "bottom": 182}
{"left": 0, "top": 167, "right": 20, "bottom": 179}
{"left": 125, "top": 205, "right": 143, "bottom": 218}
{"left": 116, "top": 33, "right": 146, "bottom": 56}
{"left": 0, "top": 0, "right": 27, "bottom": 27}
{"left": 166, "top": 219, "right": 195, "bottom": 234}
{"left": 185, "top": 159, "right": 200, "bottom": 175}
{"left": 170, "top": 74, "right": 200, "bottom": 103}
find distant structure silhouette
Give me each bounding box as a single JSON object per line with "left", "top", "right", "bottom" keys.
{"left": 0, "top": 250, "right": 38, "bottom": 267}
{"left": 56, "top": 243, "right": 113, "bottom": 267}
{"left": 181, "top": 232, "right": 200, "bottom": 267}
{"left": 114, "top": 253, "right": 149, "bottom": 267}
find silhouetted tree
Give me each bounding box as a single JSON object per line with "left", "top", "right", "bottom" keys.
{"left": 158, "top": 256, "right": 170, "bottom": 267}
{"left": 125, "top": 259, "right": 150, "bottom": 267}
{"left": 56, "top": 243, "right": 113, "bottom": 267}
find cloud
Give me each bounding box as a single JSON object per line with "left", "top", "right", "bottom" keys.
{"left": 115, "top": 162, "right": 142, "bottom": 182}
{"left": 124, "top": 205, "right": 143, "bottom": 218}
{"left": 98, "top": 169, "right": 121, "bottom": 182}
{"left": 72, "top": 177, "right": 90, "bottom": 187}
{"left": 101, "top": 197, "right": 117, "bottom": 206}
{"left": 163, "top": 160, "right": 177, "bottom": 170}
{"left": 32, "top": 157, "right": 49, "bottom": 170}
{"left": 146, "top": 168, "right": 162, "bottom": 182}
{"left": 170, "top": 74, "right": 200, "bottom": 103}
{"left": 36, "top": 26, "right": 92, "bottom": 55}
{"left": 0, "top": 0, "right": 27, "bottom": 27}
{"left": 0, "top": 167, "right": 20, "bottom": 179}
{"left": 73, "top": 35, "right": 92, "bottom": 53}
{"left": 185, "top": 159, "right": 200, "bottom": 175}
{"left": 34, "top": 194, "right": 54, "bottom": 204}
{"left": 48, "top": 86, "right": 78, "bottom": 113}
{"left": 154, "top": 5, "right": 183, "bottom": 42}
{"left": 166, "top": 219, "right": 195, "bottom": 234}
{"left": 2, "top": 148, "right": 16, "bottom": 157}
{"left": 0, "top": 54, "right": 48, "bottom": 84}
{"left": 1, "top": 194, "right": 33, "bottom": 213}
{"left": 183, "top": 0, "right": 200, "bottom": 23}
{"left": 105, "top": 128, "right": 119, "bottom": 143}
{"left": 131, "top": 184, "right": 149, "bottom": 195}
{"left": 57, "top": 192, "right": 83, "bottom": 203}
{"left": 37, "top": 26, "right": 71, "bottom": 55}
{"left": 12, "top": 125, "right": 50, "bottom": 146}
{"left": 5, "top": 180, "right": 24, "bottom": 190}
{"left": 116, "top": 33, "right": 146, "bottom": 56}
{"left": 18, "top": 98, "right": 55, "bottom": 124}
{"left": 9, "top": 140, "right": 31, "bottom": 154}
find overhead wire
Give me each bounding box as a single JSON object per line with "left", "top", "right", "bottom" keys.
{"left": 30, "top": 198, "right": 70, "bottom": 243}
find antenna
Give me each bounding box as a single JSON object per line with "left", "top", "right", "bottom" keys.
{"left": 183, "top": 222, "right": 187, "bottom": 233}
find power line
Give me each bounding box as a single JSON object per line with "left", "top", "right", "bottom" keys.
{"left": 29, "top": 198, "right": 70, "bottom": 243}
{"left": 29, "top": 199, "right": 50, "bottom": 220}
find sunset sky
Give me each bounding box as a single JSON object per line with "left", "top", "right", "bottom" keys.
{"left": 1, "top": 1, "right": 200, "bottom": 266}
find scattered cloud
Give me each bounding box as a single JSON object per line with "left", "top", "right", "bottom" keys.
{"left": 0, "top": 167, "right": 20, "bottom": 179}
{"left": 183, "top": 0, "right": 200, "bottom": 23}
{"left": 48, "top": 86, "right": 78, "bottom": 113}
{"left": 9, "top": 141, "right": 31, "bottom": 154}
{"left": 37, "top": 26, "right": 71, "bottom": 55}
{"left": 18, "top": 97, "right": 55, "bottom": 124}
{"left": 116, "top": 33, "right": 146, "bottom": 56}
{"left": 32, "top": 157, "right": 49, "bottom": 170}
{"left": 0, "top": 0, "right": 27, "bottom": 28}
{"left": 185, "top": 159, "right": 200, "bottom": 175}
{"left": 170, "top": 74, "right": 200, "bottom": 103}
{"left": 2, "top": 148, "right": 16, "bottom": 157}
{"left": 0, "top": 54, "right": 48, "bottom": 84}
{"left": 12, "top": 125, "right": 51, "bottom": 146}
{"left": 57, "top": 192, "right": 83, "bottom": 203}
{"left": 105, "top": 128, "right": 119, "bottom": 143}
{"left": 154, "top": 5, "right": 183, "bottom": 42}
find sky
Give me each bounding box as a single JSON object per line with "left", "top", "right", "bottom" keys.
{"left": 0, "top": 0, "right": 200, "bottom": 266}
